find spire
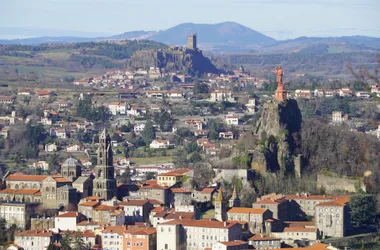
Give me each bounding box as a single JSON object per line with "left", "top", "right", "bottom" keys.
{"left": 231, "top": 186, "right": 238, "bottom": 199}
{"left": 216, "top": 188, "right": 223, "bottom": 202}
{"left": 100, "top": 128, "right": 107, "bottom": 139}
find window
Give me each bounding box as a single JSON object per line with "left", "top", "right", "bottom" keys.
{"left": 165, "top": 243, "right": 168, "bottom": 249}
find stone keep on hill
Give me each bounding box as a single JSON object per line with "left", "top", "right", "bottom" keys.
{"left": 252, "top": 99, "right": 302, "bottom": 174}
{"left": 128, "top": 47, "right": 219, "bottom": 76}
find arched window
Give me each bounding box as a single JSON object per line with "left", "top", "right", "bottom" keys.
{"left": 52, "top": 187, "right": 55, "bottom": 192}
{"left": 33, "top": 184, "right": 37, "bottom": 189}
{"left": 165, "top": 244, "right": 168, "bottom": 249}
{"left": 46, "top": 187, "right": 50, "bottom": 192}
{"left": 15, "top": 184, "right": 19, "bottom": 189}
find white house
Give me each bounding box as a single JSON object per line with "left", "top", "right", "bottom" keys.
{"left": 50, "top": 129, "right": 67, "bottom": 139}
{"left": 245, "top": 98, "right": 257, "bottom": 114}
{"left": 332, "top": 111, "right": 348, "bottom": 123}
{"left": 108, "top": 102, "right": 128, "bottom": 115}
{"left": 355, "top": 91, "right": 371, "bottom": 98}
{"left": 295, "top": 89, "right": 312, "bottom": 99}
{"left": 339, "top": 88, "right": 353, "bottom": 97}
{"left": 210, "top": 90, "right": 235, "bottom": 102}
{"left": 146, "top": 91, "right": 164, "bottom": 98}
{"left": 150, "top": 139, "right": 170, "bottom": 149}
{"left": 41, "top": 117, "right": 53, "bottom": 125}
{"left": 225, "top": 114, "right": 239, "bottom": 126}
{"left": 133, "top": 123, "right": 145, "bottom": 134}
{"left": 219, "top": 131, "right": 234, "bottom": 139}
{"left": 32, "top": 161, "right": 49, "bottom": 171}
{"left": 167, "top": 90, "right": 183, "bottom": 98}
{"left": 66, "top": 144, "right": 81, "bottom": 152}
{"left": 55, "top": 211, "right": 83, "bottom": 231}
{"left": 45, "top": 143, "right": 57, "bottom": 152}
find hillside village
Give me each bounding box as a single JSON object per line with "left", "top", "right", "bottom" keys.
{"left": 0, "top": 34, "right": 379, "bottom": 250}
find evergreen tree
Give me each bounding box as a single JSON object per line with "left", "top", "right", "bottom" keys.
{"left": 350, "top": 194, "right": 377, "bottom": 233}
{"left": 141, "top": 120, "right": 156, "bottom": 145}
{"left": 73, "top": 232, "right": 87, "bottom": 250}
{"left": 61, "top": 232, "right": 74, "bottom": 250}
{"left": 0, "top": 218, "right": 6, "bottom": 246}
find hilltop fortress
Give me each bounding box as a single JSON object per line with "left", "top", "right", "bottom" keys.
{"left": 128, "top": 33, "right": 219, "bottom": 76}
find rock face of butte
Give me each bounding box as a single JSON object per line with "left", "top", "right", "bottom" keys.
{"left": 252, "top": 99, "right": 302, "bottom": 174}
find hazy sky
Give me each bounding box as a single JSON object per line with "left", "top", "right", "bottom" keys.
{"left": 1, "top": 0, "right": 379, "bottom": 40}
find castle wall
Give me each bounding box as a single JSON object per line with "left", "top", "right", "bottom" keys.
{"left": 317, "top": 174, "right": 365, "bottom": 194}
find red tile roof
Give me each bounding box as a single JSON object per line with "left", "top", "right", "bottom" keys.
{"left": 219, "top": 240, "right": 247, "bottom": 247}
{"left": 16, "top": 229, "right": 56, "bottom": 237}
{"left": 284, "top": 227, "right": 316, "bottom": 232}
{"left": 56, "top": 211, "right": 83, "bottom": 218}
{"left": 227, "top": 207, "right": 267, "bottom": 214}
{"left": 0, "top": 188, "right": 41, "bottom": 195}
{"left": 6, "top": 173, "right": 48, "bottom": 181}
{"left": 249, "top": 234, "right": 280, "bottom": 241}
{"left": 160, "top": 219, "right": 238, "bottom": 229}
{"left": 171, "top": 188, "right": 191, "bottom": 193}
{"left": 157, "top": 168, "right": 191, "bottom": 177}
{"left": 118, "top": 200, "right": 150, "bottom": 206}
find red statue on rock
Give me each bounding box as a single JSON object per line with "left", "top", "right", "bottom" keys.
{"left": 274, "top": 66, "right": 287, "bottom": 102}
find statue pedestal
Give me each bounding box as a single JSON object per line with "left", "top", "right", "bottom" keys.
{"left": 275, "top": 88, "right": 287, "bottom": 102}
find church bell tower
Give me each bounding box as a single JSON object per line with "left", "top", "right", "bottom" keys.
{"left": 93, "top": 129, "right": 117, "bottom": 200}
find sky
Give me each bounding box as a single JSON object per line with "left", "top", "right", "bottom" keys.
{"left": 1, "top": 0, "right": 379, "bottom": 40}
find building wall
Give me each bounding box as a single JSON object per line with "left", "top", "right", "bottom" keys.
{"left": 0, "top": 203, "right": 38, "bottom": 229}
{"left": 157, "top": 224, "right": 180, "bottom": 250}
{"left": 252, "top": 202, "right": 288, "bottom": 221}
{"left": 15, "top": 235, "right": 55, "bottom": 250}
{"left": 55, "top": 217, "right": 77, "bottom": 231}
{"left": 6, "top": 180, "right": 42, "bottom": 189}
{"left": 102, "top": 232, "right": 123, "bottom": 250}
{"left": 249, "top": 239, "right": 281, "bottom": 249}
{"left": 315, "top": 205, "right": 347, "bottom": 238}
{"left": 139, "top": 188, "right": 168, "bottom": 205}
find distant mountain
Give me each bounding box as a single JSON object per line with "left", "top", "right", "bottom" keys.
{"left": 149, "top": 22, "right": 276, "bottom": 47}
{"left": 106, "top": 31, "right": 156, "bottom": 40}
{"left": 264, "top": 35, "right": 380, "bottom": 53}
{"left": 1, "top": 22, "right": 380, "bottom": 54}
{"left": 0, "top": 36, "right": 94, "bottom": 45}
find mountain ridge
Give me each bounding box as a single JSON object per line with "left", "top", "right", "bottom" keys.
{"left": 1, "top": 22, "right": 380, "bottom": 53}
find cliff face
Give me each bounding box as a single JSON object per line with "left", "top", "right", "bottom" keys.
{"left": 252, "top": 99, "right": 302, "bottom": 174}
{"left": 128, "top": 48, "right": 219, "bottom": 76}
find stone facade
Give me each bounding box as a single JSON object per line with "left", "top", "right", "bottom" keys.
{"left": 315, "top": 200, "right": 350, "bottom": 238}
{"left": 317, "top": 174, "right": 365, "bottom": 194}
{"left": 226, "top": 207, "right": 272, "bottom": 234}
{"left": 61, "top": 158, "right": 82, "bottom": 182}
{"left": 93, "top": 129, "right": 117, "bottom": 200}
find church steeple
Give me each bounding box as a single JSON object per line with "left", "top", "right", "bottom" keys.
{"left": 215, "top": 188, "right": 227, "bottom": 221}
{"left": 97, "top": 128, "right": 113, "bottom": 167}
{"left": 93, "top": 129, "right": 117, "bottom": 200}
{"left": 229, "top": 186, "right": 241, "bottom": 208}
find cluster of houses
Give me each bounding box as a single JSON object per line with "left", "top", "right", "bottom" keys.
{"left": 294, "top": 85, "right": 380, "bottom": 99}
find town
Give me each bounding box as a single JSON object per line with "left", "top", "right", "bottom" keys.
{"left": 0, "top": 28, "right": 379, "bottom": 250}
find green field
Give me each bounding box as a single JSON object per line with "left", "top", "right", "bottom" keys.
{"left": 129, "top": 156, "right": 174, "bottom": 165}
{"left": 201, "top": 209, "right": 215, "bottom": 219}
